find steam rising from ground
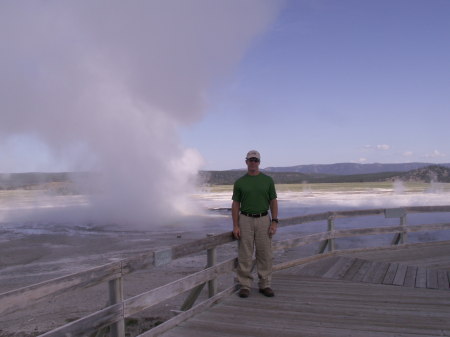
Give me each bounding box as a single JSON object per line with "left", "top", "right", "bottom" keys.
{"left": 0, "top": 1, "right": 281, "bottom": 226}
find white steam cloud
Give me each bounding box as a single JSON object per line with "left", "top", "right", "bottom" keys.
{"left": 0, "top": 1, "right": 281, "bottom": 226}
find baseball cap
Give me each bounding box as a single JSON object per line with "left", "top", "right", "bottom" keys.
{"left": 246, "top": 150, "right": 260, "bottom": 160}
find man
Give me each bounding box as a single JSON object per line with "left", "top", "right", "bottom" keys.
{"left": 232, "top": 150, "right": 278, "bottom": 298}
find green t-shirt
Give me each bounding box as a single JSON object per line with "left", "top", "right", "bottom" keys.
{"left": 232, "top": 173, "right": 277, "bottom": 214}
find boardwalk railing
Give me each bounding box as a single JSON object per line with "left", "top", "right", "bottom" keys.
{"left": 1, "top": 205, "right": 450, "bottom": 337}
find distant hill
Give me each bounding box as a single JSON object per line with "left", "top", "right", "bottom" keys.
{"left": 199, "top": 170, "right": 401, "bottom": 185}
{"left": 264, "top": 162, "right": 450, "bottom": 175}
{"left": 2, "top": 164, "right": 450, "bottom": 190}
{"left": 200, "top": 165, "right": 450, "bottom": 185}
{"left": 0, "top": 172, "right": 95, "bottom": 191}
{"left": 198, "top": 170, "right": 325, "bottom": 185}
{"left": 389, "top": 165, "right": 450, "bottom": 183}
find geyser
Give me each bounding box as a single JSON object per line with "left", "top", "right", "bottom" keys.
{"left": 0, "top": 1, "right": 282, "bottom": 226}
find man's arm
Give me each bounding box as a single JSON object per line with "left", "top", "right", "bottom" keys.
{"left": 269, "top": 198, "right": 278, "bottom": 237}
{"left": 232, "top": 200, "right": 241, "bottom": 239}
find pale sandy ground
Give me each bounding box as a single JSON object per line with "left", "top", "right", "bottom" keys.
{"left": 0, "top": 222, "right": 241, "bottom": 337}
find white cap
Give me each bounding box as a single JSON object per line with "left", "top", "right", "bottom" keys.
{"left": 246, "top": 150, "right": 260, "bottom": 160}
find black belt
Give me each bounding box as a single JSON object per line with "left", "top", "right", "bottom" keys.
{"left": 240, "top": 211, "right": 268, "bottom": 218}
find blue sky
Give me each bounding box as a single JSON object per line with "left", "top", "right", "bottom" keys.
{"left": 1, "top": 1, "right": 449, "bottom": 174}
{"left": 181, "top": 0, "right": 450, "bottom": 170}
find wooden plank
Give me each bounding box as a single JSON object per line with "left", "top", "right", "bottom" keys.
{"left": 158, "top": 274, "right": 450, "bottom": 337}
{"left": 427, "top": 269, "right": 438, "bottom": 289}
{"left": 124, "top": 258, "right": 235, "bottom": 317}
{"left": 382, "top": 263, "right": 398, "bottom": 285}
{"left": 374, "top": 262, "right": 391, "bottom": 284}
{"left": 272, "top": 232, "right": 333, "bottom": 251}
{"left": 403, "top": 266, "right": 417, "bottom": 288}
{"left": 138, "top": 285, "right": 238, "bottom": 337}
{"left": 273, "top": 252, "right": 336, "bottom": 272}
{"left": 0, "top": 231, "right": 232, "bottom": 317}
{"left": 297, "top": 256, "right": 341, "bottom": 277}
{"left": 334, "top": 208, "right": 385, "bottom": 218}
{"left": 330, "top": 226, "right": 403, "bottom": 240}
{"left": 361, "top": 261, "right": 389, "bottom": 284}
{"left": 170, "top": 209, "right": 450, "bottom": 259}
{"left": 384, "top": 208, "right": 406, "bottom": 218}
{"left": 392, "top": 264, "right": 408, "bottom": 286}
{"left": 279, "top": 206, "right": 450, "bottom": 229}
{"left": 333, "top": 223, "right": 450, "bottom": 240}
{"left": 351, "top": 261, "right": 373, "bottom": 282}
{"left": 38, "top": 303, "right": 123, "bottom": 337}
{"left": 323, "top": 257, "right": 356, "bottom": 279}
{"left": 415, "top": 267, "right": 427, "bottom": 288}
{"left": 164, "top": 319, "right": 407, "bottom": 337}
{"left": 109, "top": 278, "right": 125, "bottom": 337}
{"left": 405, "top": 222, "right": 450, "bottom": 233}
{"left": 361, "top": 261, "right": 380, "bottom": 283}
{"left": 391, "top": 232, "right": 401, "bottom": 245}
{"left": 172, "top": 232, "right": 234, "bottom": 260}
{"left": 342, "top": 258, "right": 366, "bottom": 281}
{"left": 273, "top": 222, "right": 450, "bottom": 253}
{"left": 0, "top": 262, "right": 121, "bottom": 316}
{"left": 207, "top": 301, "right": 450, "bottom": 331}
{"left": 279, "top": 212, "right": 330, "bottom": 227}
{"left": 437, "top": 270, "right": 450, "bottom": 290}
{"left": 317, "top": 239, "right": 329, "bottom": 254}
{"left": 405, "top": 205, "right": 450, "bottom": 213}
{"left": 368, "top": 262, "right": 390, "bottom": 284}
{"left": 332, "top": 239, "right": 450, "bottom": 261}
{"left": 180, "top": 283, "right": 206, "bottom": 312}
{"left": 200, "top": 300, "right": 450, "bottom": 330}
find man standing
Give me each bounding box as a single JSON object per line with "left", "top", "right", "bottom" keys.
{"left": 232, "top": 150, "right": 278, "bottom": 298}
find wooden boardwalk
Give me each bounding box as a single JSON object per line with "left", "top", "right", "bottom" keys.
{"left": 297, "top": 256, "right": 450, "bottom": 290}
{"left": 158, "top": 241, "right": 450, "bottom": 337}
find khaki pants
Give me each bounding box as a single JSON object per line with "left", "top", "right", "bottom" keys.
{"left": 237, "top": 214, "right": 272, "bottom": 289}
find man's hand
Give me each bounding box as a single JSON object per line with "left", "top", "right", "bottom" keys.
{"left": 231, "top": 201, "right": 240, "bottom": 240}
{"left": 233, "top": 225, "right": 240, "bottom": 239}
{"left": 268, "top": 222, "right": 277, "bottom": 237}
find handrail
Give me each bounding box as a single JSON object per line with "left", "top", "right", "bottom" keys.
{"left": 1, "top": 205, "right": 450, "bottom": 337}
{"left": 0, "top": 234, "right": 235, "bottom": 317}
{"left": 280, "top": 205, "right": 450, "bottom": 226}
{"left": 38, "top": 259, "right": 236, "bottom": 337}
{"left": 272, "top": 222, "right": 450, "bottom": 251}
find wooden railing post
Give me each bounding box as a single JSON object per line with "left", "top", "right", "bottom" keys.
{"left": 180, "top": 234, "right": 218, "bottom": 311}
{"left": 385, "top": 208, "right": 407, "bottom": 245}
{"left": 207, "top": 233, "right": 217, "bottom": 297}
{"left": 327, "top": 215, "right": 335, "bottom": 252}
{"left": 400, "top": 214, "right": 407, "bottom": 244}
{"left": 108, "top": 275, "right": 124, "bottom": 337}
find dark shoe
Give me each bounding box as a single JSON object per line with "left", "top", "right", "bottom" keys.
{"left": 259, "top": 287, "right": 274, "bottom": 297}
{"left": 238, "top": 288, "right": 250, "bottom": 298}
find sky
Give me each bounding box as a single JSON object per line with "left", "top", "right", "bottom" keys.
{"left": 180, "top": 0, "right": 450, "bottom": 170}
{"left": 1, "top": 0, "right": 449, "bottom": 175}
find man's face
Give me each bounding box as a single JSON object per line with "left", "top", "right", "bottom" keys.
{"left": 246, "top": 157, "right": 260, "bottom": 170}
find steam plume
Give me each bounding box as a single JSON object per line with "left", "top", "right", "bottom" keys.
{"left": 0, "top": 1, "right": 281, "bottom": 226}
